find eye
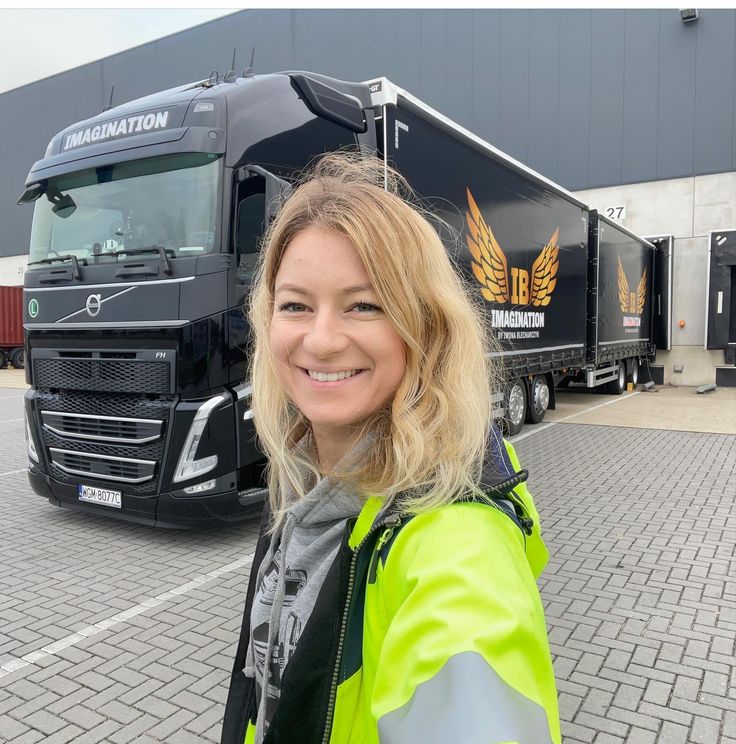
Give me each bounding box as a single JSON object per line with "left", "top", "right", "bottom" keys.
{"left": 276, "top": 301, "right": 305, "bottom": 312}
{"left": 352, "top": 301, "right": 382, "bottom": 313}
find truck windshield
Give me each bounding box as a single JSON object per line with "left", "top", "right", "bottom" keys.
{"left": 29, "top": 152, "right": 222, "bottom": 263}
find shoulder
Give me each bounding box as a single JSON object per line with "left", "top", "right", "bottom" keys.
{"left": 380, "top": 502, "right": 534, "bottom": 603}
{"left": 395, "top": 501, "right": 526, "bottom": 564}
{"left": 377, "top": 501, "right": 544, "bottom": 628}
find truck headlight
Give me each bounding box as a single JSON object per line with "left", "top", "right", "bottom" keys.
{"left": 173, "top": 393, "right": 228, "bottom": 483}
{"left": 25, "top": 413, "right": 39, "bottom": 463}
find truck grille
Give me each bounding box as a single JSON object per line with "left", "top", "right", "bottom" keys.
{"left": 33, "top": 357, "right": 170, "bottom": 394}
{"left": 37, "top": 390, "right": 171, "bottom": 496}
{"left": 49, "top": 448, "right": 156, "bottom": 484}
{"left": 41, "top": 411, "right": 163, "bottom": 444}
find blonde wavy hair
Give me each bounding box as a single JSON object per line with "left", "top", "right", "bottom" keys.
{"left": 246, "top": 150, "right": 500, "bottom": 528}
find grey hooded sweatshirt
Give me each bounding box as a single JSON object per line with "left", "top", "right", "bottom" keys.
{"left": 243, "top": 434, "right": 374, "bottom": 743}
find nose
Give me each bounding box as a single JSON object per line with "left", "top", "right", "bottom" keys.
{"left": 301, "top": 307, "right": 351, "bottom": 358}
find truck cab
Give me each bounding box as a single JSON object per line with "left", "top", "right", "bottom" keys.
{"left": 20, "top": 71, "right": 375, "bottom": 527}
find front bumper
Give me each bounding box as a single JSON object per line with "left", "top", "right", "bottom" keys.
{"left": 28, "top": 465, "right": 261, "bottom": 529}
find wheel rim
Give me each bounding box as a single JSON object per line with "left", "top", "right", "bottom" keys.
{"left": 533, "top": 377, "right": 549, "bottom": 414}
{"left": 508, "top": 384, "right": 525, "bottom": 425}
{"left": 619, "top": 363, "right": 626, "bottom": 389}
{"left": 631, "top": 363, "right": 638, "bottom": 386}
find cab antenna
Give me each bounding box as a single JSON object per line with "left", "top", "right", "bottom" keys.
{"left": 103, "top": 85, "right": 115, "bottom": 112}
{"left": 243, "top": 47, "right": 256, "bottom": 77}
{"left": 224, "top": 48, "right": 239, "bottom": 82}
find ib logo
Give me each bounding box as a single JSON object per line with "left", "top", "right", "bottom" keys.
{"left": 28, "top": 298, "right": 39, "bottom": 318}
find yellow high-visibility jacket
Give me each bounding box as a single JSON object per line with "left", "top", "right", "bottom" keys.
{"left": 221, "top": 436, "right": 560, "bottom": 744}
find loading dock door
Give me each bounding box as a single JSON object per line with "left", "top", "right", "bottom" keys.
{"left": 705, "top": 230, "right": 736, "bottom": 360}
{"left": 645, "top": 235, "right": 673, "bottom": 352}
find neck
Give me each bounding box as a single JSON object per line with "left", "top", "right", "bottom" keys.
{"left": 311, "top": 425, "right": 365, "bottom": 475}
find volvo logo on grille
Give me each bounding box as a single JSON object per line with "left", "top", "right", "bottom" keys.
{"left": 85, "top": 294, "right": 102, "bottom": 317}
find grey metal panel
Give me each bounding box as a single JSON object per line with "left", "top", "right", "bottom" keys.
{"left": 3, "top": 8, "right": 736, "bottom": 259}
{"left": 470, "top": 10, "right": 501, "bottom": 144}
{"left": 693, "top": 10, "right": 736, "bottom": 175}
{"left": 621, "top": 9, "right": 660, "bottom": 184}
{"left": 369, "top": 10, "right": 400, "bottom": 84}
{"left": 657, "top": 9, "right": 697, "bottom": 180}
{"left": 444, "top": 11, "right": 475, "bottom": 134}
{"left": 294, "top": 10, "right": 345, "bottom": 78}
{"left": 589, "top": 10, "right": 625, "bottom": 188}
{"left": 419, "top": 11, "right": 448, "bottom": 113}
{"left": 528, "top": 10, "right": 560, "bottom": 183}
{"left": 1, "top": 64, "right": 105, "bottom": 260}
{"left": 557, "top": 10, "right": 592, "bottom": 189}
{"left": 498, "top": 9, "right": 531, "bottom": 164}
{"left": 393, "top": 10, "right": 423, "bottom": 94}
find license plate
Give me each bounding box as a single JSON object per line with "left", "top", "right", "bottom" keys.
{"left": 77, "top": 484, "right": 122, "bottom": 509}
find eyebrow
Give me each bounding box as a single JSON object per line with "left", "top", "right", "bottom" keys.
{"left": 274, "top": 282, "right": 374, "bottom": 296}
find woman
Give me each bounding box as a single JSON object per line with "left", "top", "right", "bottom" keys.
{"left": 221, "top": 152, "right": 560, "bottom": 744}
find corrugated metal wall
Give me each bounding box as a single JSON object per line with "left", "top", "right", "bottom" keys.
{"left": 1, "top": 8, "right": 735, "bottom": 258}
{"left": 0, "top": 286, "right": 24, "bottom": 345}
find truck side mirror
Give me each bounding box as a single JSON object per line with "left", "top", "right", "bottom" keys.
{"left": 236, "top": 165, "right": 293, "bottom": 224}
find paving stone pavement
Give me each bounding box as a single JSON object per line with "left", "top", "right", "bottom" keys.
{"left": 523, "top": 423, "right": 736, "bottom": 744}
{"left": 0, "top": 386, "right": 734, "bottom": 743}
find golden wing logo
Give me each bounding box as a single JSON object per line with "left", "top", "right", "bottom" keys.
{"left": 616, "top": 255, "right": 647, "bottom": 315}
{"left": 465, "top": 188, "right": 559, "bottom": 306}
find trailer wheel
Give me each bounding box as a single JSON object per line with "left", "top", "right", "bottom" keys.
{"left": 503, "top": 379, "right": 527, "bottom": 436}
{"left": 526, "top": 375, "right": 550, "bottom": 424}
{"left": 0, "top": 350, "right": 6, "bottom": 369}
{"left": 629, "top": 359, "right": 639, "bottom": 387}
{"left": 607, "top": 361, "right": 627, "bottom": 395}
{"left": 10, "top": 348, "right": 25, "bottom": 369}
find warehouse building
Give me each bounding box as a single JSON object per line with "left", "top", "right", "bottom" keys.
{"left": 1, "top": 8, "right": 734, "bottom": 385}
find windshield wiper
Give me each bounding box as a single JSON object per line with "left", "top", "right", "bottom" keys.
{"left": 105, "top": 245, "right": 173, "bottom": 275}
{"left": 27, "top": 255, "right": 83, "bottom": 280}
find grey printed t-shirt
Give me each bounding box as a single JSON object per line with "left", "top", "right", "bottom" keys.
{"left": 244, "top": 435, "right": 374, "bottom": 742}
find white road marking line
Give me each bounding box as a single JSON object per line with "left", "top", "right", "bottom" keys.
{"left": 510, "top": 392, "right": 641, "bottom": 443}
{"left": 0, "top": 468, "right": 26, "bottom": 477}
{"left": 0, "top": 418, "right": 24, "bottom": 423}
{"left": 0, "top": 552, "right": 255, "bottom": 678}
{"left": 511, "top": 422, "right": 556, "bottom": 442}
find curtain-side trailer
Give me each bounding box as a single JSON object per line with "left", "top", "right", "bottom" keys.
{"left": 579, "top": 211, "right": 656, "bottom": 394}
{"left": 368, "top": 79, "right": 660, "bottom": 433}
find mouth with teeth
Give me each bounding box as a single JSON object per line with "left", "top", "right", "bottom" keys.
{"left": 300, "top": 368, "right": 367, "bottom": 384}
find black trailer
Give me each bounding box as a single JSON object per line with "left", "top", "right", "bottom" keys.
{"left": 368, "top": 79, "right": 659, "bottom": 432}
{"left": 577, "top": 211, "right": 657, "bottom": 394}
{"left": 19, "top": 70, "right": 661, "bottom": 526}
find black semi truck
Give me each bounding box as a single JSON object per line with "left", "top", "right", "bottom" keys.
{"left": 20, "top": 71, "right": 663, "bottom": 527}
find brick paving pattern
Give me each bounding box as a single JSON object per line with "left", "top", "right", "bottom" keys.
{"left": 0, "top": 385, "right": 734, "bottom": 743}
{"left": 523, "top": 423, "right": 736, "bottom": 744}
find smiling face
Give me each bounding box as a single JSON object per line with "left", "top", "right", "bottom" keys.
{"left": 270, "top": 226, "right": 407, "bottom": 468}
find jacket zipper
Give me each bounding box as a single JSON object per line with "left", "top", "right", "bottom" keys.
{"left": 367, "top": 524, "right": 398, "bottom": 584}
{"left": 320, "top": 512, "right": 401, "bottom": 744}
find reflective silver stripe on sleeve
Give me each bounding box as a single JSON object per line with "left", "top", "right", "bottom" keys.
{"left": 377, "top": 651, "right": 554, "bottom": 744}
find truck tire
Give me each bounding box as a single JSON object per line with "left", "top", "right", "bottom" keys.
{"left": 503, "top": 379, "right": 527, "bottom": 436}
{"left": 526, "top": 375, "right": 550, "bottom": 424}
{"left": 10, "top": 348, "right": 25, "bottom": 369}
{"left": 0, "top": 350, "right": 6, "bottom": 369}
{"left": 629, "top": 359, "right": 639, "bottom": 387}
{"left": 607, "top": 361, "right": 626, "bottom": 395}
